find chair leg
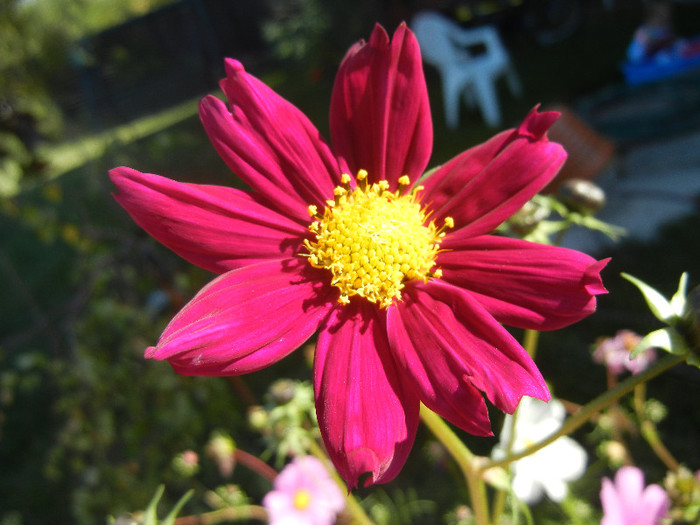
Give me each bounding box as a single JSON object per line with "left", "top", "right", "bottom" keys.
{"left": 474, "top": 78, "right": 501, "bottom": 128}
{"left": 442, "top": 78, "right": 461, "bottom": 130}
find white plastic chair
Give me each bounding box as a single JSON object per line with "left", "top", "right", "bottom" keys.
{"left": 411, "top": 11, "right": 522, "bottom": 129}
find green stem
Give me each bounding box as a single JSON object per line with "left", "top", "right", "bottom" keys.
{"left": 174, "top": 505, "right": 268, "bottom": 524}
{"left": 633, "top": 383, "right": 680, "bottom": 472}
{"left": 523, "top": 329, "right": 540, "bottom": 359}
{"left": 307, "top": 440, "right": 374, "bottom": 525}
{"left": 484, "top": 353, "right": 686, "bottom": 471}
{"left": 420, "top": 404, "right": 490, "bottom": 525}
{"left": 491, "top": 490, "right": 507, "bottom": 525}
{"left": 234, "top": 448, "right": 278, "bottom": 483}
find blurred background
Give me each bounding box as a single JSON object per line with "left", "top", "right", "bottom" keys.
{"left": 1, "top": 0, "right": 700, "bottom": 523}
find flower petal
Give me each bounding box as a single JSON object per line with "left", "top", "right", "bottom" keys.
{"left": 600, "top": 477, "right": 625, "bottom": 525}
{"left": 199, "top": 59, "right": 345, "bottom": 223}
{"left": 110, "top": 167, "right": 306, "bottom": 274}
{"left": 314, "top": 302, "right": 419, "bottom": 488}
{"left": 512, "top": 471, "right": 545, "bottom": 504}
{"left": 541, "top": 437, "right": 588, "bottom": 482}
{"left": 641, "top": 484, "right": 671, "bottom": 521}
{"left": 386, "top": 302, "right": 492, "bottom": 436}
{"left": 438, "top": 235, "right": 608, "bottom": 331}
{"left": 147, "top": 259, "right": 335, "bottom": 375}
{"left": 388, "top": 280, "right": 549, "bottom": 416}
{"left": 421, "top": 107, "right": 565, "bottom": 236}
{"left": 330, "top": 23, "right": 432, "bottom": 188}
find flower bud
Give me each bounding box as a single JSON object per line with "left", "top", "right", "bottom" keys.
{"left": 509, "top": 199, "right": 550, "bottom": 235}
{"left": 558, "top": 178, "right": 606, "bottom": 215}
{"left": 172, "top": 450, "right": 199, "bottom": 477}
{"left": 644, "top": 399, "right": 667, "bottom": 423}
{"left": 664, "top": 466, "right": 700, "bottom": 522}
{"left": 269, "top": 379, "right": 296, "bottom": 405}
{"left": 206, "top": 431, "right": 236, "bottom": 478}
{"left": 248, "top": 405, "right": 269, "bottom": 431}
{"left": 599, "top": 440, "right": 628, "bottom": 467}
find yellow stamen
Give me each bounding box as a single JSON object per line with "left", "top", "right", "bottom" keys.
{"left": 293, "top": 488, "right": 312, "bottom": 510}
{"left": 304, "top": 171, "right": 447, "bottom": 308}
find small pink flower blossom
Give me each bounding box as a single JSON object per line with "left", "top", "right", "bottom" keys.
{"left": 593, "top": 330, "right": 656, "bottom": 375}
{"left": 110, "top": 24, "right": 608, "bottom": 488}
{"left": 601, "top": 466, "right": 670, "bottom": 525}
{"left": 263, "top": 456, "right": 345, "bottom": 525}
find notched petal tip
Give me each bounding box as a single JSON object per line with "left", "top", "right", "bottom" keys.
{"left": 108, "top": 166, "right": 125, "bottom": 181}
{"left": 507, "top": 373, "right": 551, "bottom": 412}
{"left": 519, "top": 105, "right": 561, "bottom": 141}
{"left": 341, "top": 445, "right": 408, "bottom": 489}
{"left": 108, "top": 166, "right": 139, "bottom": 188}
{"left": 368, "top": 23, "right": 390, "bottom": 47}
{"left": 223, "top": 57, "right": 244, "bottom": 76}
{"left": 343, "top": 447, "right": 382, "bottom": 489}
{"left": 585, "top": 257, "right": 611, "bottom": 295}
{"left": 198, "top": 93, "right": 227, "bottom": 119}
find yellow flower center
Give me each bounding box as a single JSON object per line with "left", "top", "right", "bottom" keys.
{"left": 293, "top": 488, "right": 312, "bottom": 510}
{"left": 304, "top": 170, "right": 452, "bottom": 308}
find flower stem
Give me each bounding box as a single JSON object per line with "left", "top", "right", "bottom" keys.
{"left": 174, "top": 505, "right": 268, "bottom": 524}
{"left": 234, "top": 448, "right": 278, "bottom": 483}
{"left": 420, "top": 404, "right": 490, "bottom": 525}
{"left": 484, "top": 353, "right": 686, "bottom": 471}
{"left": 523, "top": 329, "right": 540, "bottom": 358}
{"left": 633, "top": 383, "right": 680, "bottom": 472}
{"left": 307, "top": 440, "right": 374, "bottom": 525}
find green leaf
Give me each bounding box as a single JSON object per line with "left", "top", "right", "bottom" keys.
{"left": 621, "top": 273, "right": 674, "bottom": 323}
{"left": 143, "top": 485, "right": 165, "bottom": 525}
{"left": 161, "top": 490, "right": 194, "bottom": 525}
{"left": 687, "top": 352, "right": 700, "bottom": 369}
{"left": 141, "top": 485, "right": 193, "bottom": 525}
{"left": 633, "top": 328, "right": 689, "bottom": 357}
{"left": 533, "top": 193, "right": 568, "bottom": 216}
{"left": 670, "top": 272, "right": 689, "bottom": 317}
{"left": 576, "top": 214, "right": 627, "bottom": 241}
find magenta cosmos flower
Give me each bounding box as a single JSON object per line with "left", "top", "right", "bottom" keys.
{"left": 110, "top": 24, "right": 607, "bottom": 488}
{"left": 600, "top": 466, "right": 670, "bottom": 525}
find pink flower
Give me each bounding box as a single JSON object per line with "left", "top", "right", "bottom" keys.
{"left": 110, "top": 24, "right": 607, "bottom": 488}
{"left": 263, "top": 456, "right": 345, "bottom": 525}
{"left": 601, "top": 466, "right": 670, "bottom": 525}
{"left": 593, "top": 330, "right": 656, "bottom": 375}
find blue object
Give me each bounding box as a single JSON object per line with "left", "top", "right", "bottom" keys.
{"left": 622, "top": 47, "right": 700, "bottom": 85}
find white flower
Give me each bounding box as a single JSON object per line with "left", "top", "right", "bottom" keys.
{"left": 492, "top": 396, "right": 587, "bottom": 504}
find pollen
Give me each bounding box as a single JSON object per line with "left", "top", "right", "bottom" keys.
{"left": 293, "top": 488, "right": 312, "bottom": 510}
{"left": 303, "top": 171, "right": 452, "bottom": 308}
